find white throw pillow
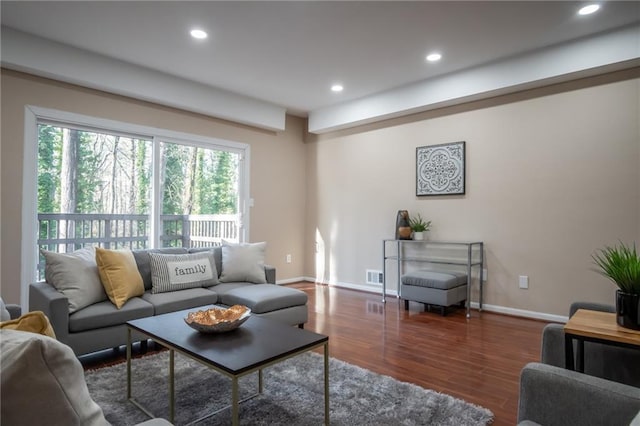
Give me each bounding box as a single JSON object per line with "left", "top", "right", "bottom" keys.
{"left": 41, "top": 247, "right": 107, "bottom": 313}
{"left": 0, "top": 298, "right": 11, "bottom": 321}
{"left": 0, "top": 329, "right": 109, "bottom": 425}
{"left": 219, "top": 241, "right": 267, "bottom": 284}
{"left": 149, "top": 251, "right": 219, "bottom": 294}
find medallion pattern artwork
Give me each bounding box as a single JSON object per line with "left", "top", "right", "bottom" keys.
{"left": 416, "top": 141, "right": 466, "bottom": 196}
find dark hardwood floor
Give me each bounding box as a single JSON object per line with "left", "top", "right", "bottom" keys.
{"left": 290, "top": 282, "right": 548, "bottom": 426}
{"left": 82, "top": 282, "right": 550, "bottom": 425}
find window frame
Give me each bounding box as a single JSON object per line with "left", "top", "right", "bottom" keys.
{"left": 21, "top": 105, "right": 251, "bottom": 309}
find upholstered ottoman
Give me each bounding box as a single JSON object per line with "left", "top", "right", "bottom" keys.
{"left": 216, "top": 284, "right": 309, "bottom": 328}
{"left": 400, "top": 270, "right": 467, "bottom": 316}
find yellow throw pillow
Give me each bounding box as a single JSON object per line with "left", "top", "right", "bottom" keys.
{"left": 95, "top": 248, "right": 144, "bottom": 309}
{"left": 0, "top": 311, "right": 56, "bottom": 339}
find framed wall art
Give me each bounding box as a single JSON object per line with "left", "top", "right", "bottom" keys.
{"left": 416, "top": 141, "right": 466, "bottom": 196}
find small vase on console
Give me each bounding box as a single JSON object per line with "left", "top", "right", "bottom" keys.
{"left": 395, "top": 210, "right": 412, "bottom": 240}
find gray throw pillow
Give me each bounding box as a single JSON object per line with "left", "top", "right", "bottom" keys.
{"left": 149, "top": 251, "right": 218, "bottom": 294}
{"left": 219, "top": 241, "right": 267, "bottom": 284}
{"left": 41, "top": 247, "right": 107, "bottom": 313}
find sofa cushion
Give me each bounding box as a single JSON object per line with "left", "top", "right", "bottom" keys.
{"left": 211, "top": 282, "right": 253, "bottom": 296}
{"left": 41, "top": 246, "right": 107, "bottom": 313}
{"left": 219, "top": 284, "right": 307, "bottom": 314}
{"left": 401, "top": 270, "right": 467, "bottom": 290}
{"left": 69, "top": 297, "right": 154, "bottom": 333}
{"left": 149, "top": 251, "right": 218, "bottom": 294}
{"left": 142, "top": 288, "right": 219, "bottom": 315}
{"left": 134, "top": 248, "right": 189, "bottom": 291}
{"left": 220, "top": 241, "right": 267, "bottom": 284}
{"left": 0, "top": 329, "right": 109, "bottom": 426}
{"left": 0, "top": 311, "right": 56, "bottom": 338}
{"left": 96, "top": 248, "right": 145, "bottom": 309}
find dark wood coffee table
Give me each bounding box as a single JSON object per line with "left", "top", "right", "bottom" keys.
{"left": 126, "top": 307, "right": 329, "bottom": 425}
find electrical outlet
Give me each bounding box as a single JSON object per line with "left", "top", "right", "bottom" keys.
{"left": 482, "top": 269, "right": 488, "bottom": 282}
{"left": 286, "top": 254, "right": 292, "bottom": 264}
{"left": 519, "top": 275, "right": 529, "bottom": 289}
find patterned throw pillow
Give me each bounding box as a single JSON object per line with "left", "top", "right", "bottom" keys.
{"left": 149, "top": 251, "right": 218, "bottom": 294}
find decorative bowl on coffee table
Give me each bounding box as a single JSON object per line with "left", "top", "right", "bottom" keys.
{"left": 184, "top": 305, "right": 251, "bottom": 333}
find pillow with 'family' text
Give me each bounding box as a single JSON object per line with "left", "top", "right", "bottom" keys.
{"left": 219, "top": 241, "right": 267, "bottom": 284}
{"left": 149, "top": 251, "right": 218, "bottom": 294}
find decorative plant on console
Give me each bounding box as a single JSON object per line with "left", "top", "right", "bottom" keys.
{"left": 592, "top": 241, "right": 640, "bottom": 330}
{"left": 408, "top": 214, "right": 432, "bottom": 241}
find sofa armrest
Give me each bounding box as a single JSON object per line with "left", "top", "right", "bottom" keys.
{"left": 29, "top": 282, "right": 70, "bottom": 342}
{"left": 518, "top": 363, "right": 640, "bottom": 426}
{"left": 6, "top": 304, "right": 22, "bottom": 320}
{"left": 540, "top": 323, "right": 565, "bottom": 367}
{"left": 264, "top": 265, "right": 276, "bottom": 284}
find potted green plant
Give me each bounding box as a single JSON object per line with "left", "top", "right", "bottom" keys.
{"left": 408, "top": 214, "right": 431, "bottom": 241}
{"left": 592, "top": 242, "right": 640, "bottom": 330}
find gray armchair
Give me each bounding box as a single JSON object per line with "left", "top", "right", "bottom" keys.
{"left": 541, "top": 302, "right": 639, "bottom": 388}
{"left": 517, "top": 302, "right": 640, "bottom": 426}
{"left": 518, "top": 363, "right": 640, "bottom": 426}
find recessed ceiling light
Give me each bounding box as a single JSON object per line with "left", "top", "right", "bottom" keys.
{"left": 426, "top": 53, "right": 442, "bottom": 62}
{"left": 578, "top": 4, "right": 600, "bottom": 15}
{"left": 331, "top": 84, "right": 344, "bottom": 93}
{"left": 190, "top": 29, "right": 208, "bottom": 39}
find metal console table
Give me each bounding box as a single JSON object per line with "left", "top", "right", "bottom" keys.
{"left": 382, "top": 239, "right": 484, "bottom": 318}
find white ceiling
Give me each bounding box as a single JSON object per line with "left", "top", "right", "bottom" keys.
{"left": 2, "top": 1, "right": 639, "bottom": 132}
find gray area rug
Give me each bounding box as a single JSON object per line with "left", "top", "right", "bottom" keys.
{"left": 86, "top": 351, "right": 493, "bottom": 425}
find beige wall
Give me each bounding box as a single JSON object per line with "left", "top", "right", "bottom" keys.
{"left": 305, "top": 76, "right": 640, "bottom": 317}
{"left": 2, "top": 68, "right": 639, "bottom": 318}
{"left": 0, "top": 70, "right": 308, "bottom": 304}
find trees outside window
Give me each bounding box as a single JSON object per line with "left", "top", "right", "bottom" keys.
{"left": 158, "top": 141, "right": 239, "bottom": 248}
{"left": 36, "top": 123, "right": 242, "bottom": 276}
{"left": 39, "top": 124, "right": 153, "bottom": 216}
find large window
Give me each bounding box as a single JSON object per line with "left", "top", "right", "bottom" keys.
{"left": 37, "top": 125, "right": 154, "bottom": 260}
{"left": 24, "top": 107, "right": 249, "bottom": 285}
{"left": 158, "top": 141, "right": 240, "bottom": 248}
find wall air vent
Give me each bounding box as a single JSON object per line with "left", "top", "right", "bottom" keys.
{"left": 366, "top": 269, "right": 384, "bottom": 285}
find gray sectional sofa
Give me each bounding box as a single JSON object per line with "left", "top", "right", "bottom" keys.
{"left": 30, "top": 247, "right": 308, "bottom": 356}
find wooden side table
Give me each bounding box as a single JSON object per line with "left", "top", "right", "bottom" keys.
{"left": 563, "top": 309, "right": 640, "bottom": 372}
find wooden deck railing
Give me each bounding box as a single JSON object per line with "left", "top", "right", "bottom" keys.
{"left": 37, "top": 213, "right": 238, "bottom": 277}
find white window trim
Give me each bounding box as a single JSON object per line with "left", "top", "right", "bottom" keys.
{"left": 21, "top": 105, "right": 251, "bottom": 311}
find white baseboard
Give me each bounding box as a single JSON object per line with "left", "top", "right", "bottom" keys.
{"left": 276, "top": 277, "right": 307, "bottom": 285}
{"left": 469, "top": 302, "right": 568, "bottom": 323}
{"left": 301, "top": 277, "right": 568, "bottom": 323}
{"left": 301, "top": 277, "right": 392, "bottom": 295}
